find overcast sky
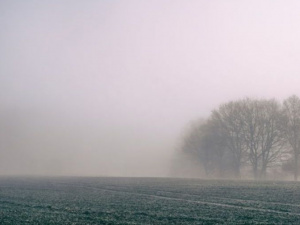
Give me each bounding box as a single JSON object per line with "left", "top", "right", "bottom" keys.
{"left": 1, "top": 0, "right": 300, "bottom": 176}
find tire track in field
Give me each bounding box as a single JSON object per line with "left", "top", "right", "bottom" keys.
{"left": 65, "top": 183, "right": 300, "bottom": 217}
{"left": 79, "top": 183, "right": 300, "bottom": 209}
{"left": 211, "top": 196, "right": 300, "bottom": 208}
{"left": 152, "top": 189, "right": 300, "bottom": 208}
{"left": 117, "top": 189, "right": 300, "bottom": 216}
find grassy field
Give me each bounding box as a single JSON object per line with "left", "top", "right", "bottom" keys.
{"left": 0, "top": 177, "right": 300, "bottom": 224}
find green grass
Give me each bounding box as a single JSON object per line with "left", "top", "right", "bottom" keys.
{"left": 1, "top": 177, "right": 300, "bottom": 224}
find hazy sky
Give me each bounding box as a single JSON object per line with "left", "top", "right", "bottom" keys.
{"left": 1, "top": 0, "right": 300, "bottom": 176}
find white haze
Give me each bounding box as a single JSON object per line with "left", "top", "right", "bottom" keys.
{"left": 1, "top": 0, "right": 300, "bottom": 176}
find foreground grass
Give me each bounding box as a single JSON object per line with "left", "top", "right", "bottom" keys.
{"left": 0, "top": 177, "right": 300, "bottom": 224}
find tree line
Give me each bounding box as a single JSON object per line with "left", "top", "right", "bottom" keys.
{"left": 181, "top": 95, "right": 300, "bottom": 180}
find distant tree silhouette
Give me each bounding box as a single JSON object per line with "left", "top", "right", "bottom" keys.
{"left": 282, "top": 95, "right": 300, "bottom": 181}
{"left": 180, "top": 96, "right": 300, "bottom": 180}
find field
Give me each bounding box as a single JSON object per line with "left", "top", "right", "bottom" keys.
{"left": 1, "top": 177, "right": 300, "bottom": 224}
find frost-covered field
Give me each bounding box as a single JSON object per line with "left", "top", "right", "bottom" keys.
{"left": 1, "top": 177, "right": 300, "bottom": 224}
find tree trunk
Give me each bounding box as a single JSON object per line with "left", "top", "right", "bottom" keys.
{"left": 234, "top": 163, "right": 241, "bottom": 179}
{"left": 253, "top": 164, "right": 258, "bottom": 180}
{"left": 294, "top": 154, "right": 298, "bottom": 181}
{"left": 260, "top": 166, "right": 267, "bottom": 180}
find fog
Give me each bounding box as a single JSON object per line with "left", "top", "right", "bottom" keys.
{"left": 1, "top": 1, "right": 300, "bottom": 177}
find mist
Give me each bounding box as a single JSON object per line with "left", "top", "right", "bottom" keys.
{"left": 1, "top": 1, "right": 300, "bottom": 177}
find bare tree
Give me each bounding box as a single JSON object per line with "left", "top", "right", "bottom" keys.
{"left": 179, "top": 96, "right": 298, "bottom": 180}
{"left": 180, "top": 120, "right": 212, "bottom": 176}
{"left": 211, "top": 100, "right": 247, "bottom": 178}
{"left": 201, "top": 119, "right": 227, "bottom": 177}
{"left": 258, "top": 99, "right": 285, "bottom": 178}
{"left": 240, "top": 99, "right": 262, "bottom": 179}
{"left": 241, "top": 99, "right": 285, "bottom": 179}
{"left": 282, "top": 95, "right": 300, "bottom": 181}
{"left": 180, "top": 119, "right": 226, "bottom": 177}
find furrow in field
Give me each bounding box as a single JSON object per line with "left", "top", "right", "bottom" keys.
{"left": 80, "top": 184, "right": 300, "bottom": 212}
{"left": 73, "top": 185, "right": 300, "bottom": 217}
{"left": 152, "top": 190, "right": 300, "bottom": 208}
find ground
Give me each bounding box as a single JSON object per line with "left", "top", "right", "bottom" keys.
{"left": 0, "top": 177, "right": 300, "bottom": 224}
